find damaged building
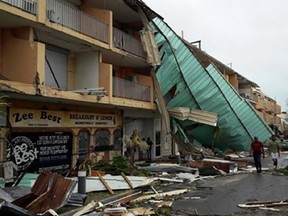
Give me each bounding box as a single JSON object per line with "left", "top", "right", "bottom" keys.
{"left": 0, "top": 0, "right": 282, "bottom": 182}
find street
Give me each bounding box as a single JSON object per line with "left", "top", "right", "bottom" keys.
{"left": 172, "top": 152, "right": 288, "bottom": 215}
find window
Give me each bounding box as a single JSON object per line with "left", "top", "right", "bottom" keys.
{"left": 113, "top": 129, "right": 122, "bottom": 150}
{"left": 45, "top": 46, "right": 68, "bottom": 90}
{"left": 95, "top": 129, "right": 110, "bottom": 146}
{"left": 78, "top": 130, "right": 89, "bottom": 161}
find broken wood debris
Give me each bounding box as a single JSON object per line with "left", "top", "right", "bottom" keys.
{"left": 238, "top": 199, "right": 288, "bottom": 208}
{"left": 98, "top": 173, "right": 114, "bottom": 194}
{"left": 121, "top": 172, "right": 133, "bottom": 189}
{"left": 121, "top": 207, "right": 155, "bottom": 216}
{"left": 102, "top": 207, "right": 155, "bottom": 216}
{"left": 132, "top": 189, "right": 188, "bottom": 203}
{"left": 72, "top": 175, "right": 157, "bottom": 193}
{"left": 72, "top": 200, "right": 96, "bottom": 216}
{"left": 2, "top": 153, "right": 268, "bottom": 216}
{"left": 96, "top": 190, "right": 143, "bottom": 209}
{"left": 0, "top": 172, "right": 76, "bottom": 215}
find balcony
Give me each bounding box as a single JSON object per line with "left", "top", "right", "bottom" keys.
{"left": 47, "top": 0, "right": 109, "bottom": 43}
{"left": 266, "top": 101, "right": 276, "bottom": 114}
{"left": 275, "top": 104, "right": 281, "bottom": 114}
{"left": 46, "top": 0, "right": 145, "bottom": 58}
{"left": 113, "top": 77, "right": 150, "bottom": 102}
{"left": 239, "top": 92, "right": 258, "bottom": 103}
{"left": 255, "top": 98, "right": 265, "bottom": 110}
{"left": 113, "top": 27, "right": 146, "bottom": 58}
{"left": 0, "top": 0, "right": 37, "bottom": 14}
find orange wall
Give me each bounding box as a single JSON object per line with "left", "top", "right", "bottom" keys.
{"left": 99, "top": 62, "right": 112, "bottom": 98}
{"left": 81, "top": 7, "right": 111, "bottom": 25}
{"left": 256, "top": 96, "right": 264, "bottom": 110}
{"left": 1, "top": 28, "right": 37, "bottom": 84}
{"left": 276, "top": 104, "right": 281, "bottom": 114}
{"left": 0, "top": 30, "right": 2, "bottom": 75}
{"left": 80, "top": 6, "right": 113, "bottom": 46}
{"left": 228, "top": 74, "right": 238, "bottom": 90}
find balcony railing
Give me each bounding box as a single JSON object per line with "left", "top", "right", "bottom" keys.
{"left": 239, "top": 92, "right": 258, "bottom": 103}
{"left": 113, "top": 77, "right": 150, "bottom": 102}
{"left": 1, "top": 0, "right": 37, "bottom": 14}
{"left": 113, "top": 27, "right": 146, "bottom": 58}
{"left": 47, "top": 0, "right": 108, "bottom": 43}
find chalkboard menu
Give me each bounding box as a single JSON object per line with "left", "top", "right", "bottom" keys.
{"left": 7, "top": 131, "right": 72, "bottom": 172}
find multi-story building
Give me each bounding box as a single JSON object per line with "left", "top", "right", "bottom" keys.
{"left": 189, "top": 43, "right": 282, "bottom": 129}
{"left": 0, "top": 0, "right": 163, "bottom": 173}
{"left": 251, "top": 87, "right": 281, "bottom": 127}
{"left": 0, "top": 0, "right": 280, "bottom": 177}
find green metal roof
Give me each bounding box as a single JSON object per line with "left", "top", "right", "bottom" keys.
{"left": 151, "top": 17, "right": 273, "bottom": 151}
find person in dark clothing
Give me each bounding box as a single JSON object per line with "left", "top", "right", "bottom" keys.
{"left": 146, "top": 137, "right": 153, "bottom": 160}
{"left": 250, "top": 136, "right": 265, "bottom": 173}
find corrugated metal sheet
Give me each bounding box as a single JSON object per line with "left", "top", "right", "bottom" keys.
{"left": 168, "top": 107, "right": 217, "bottom": 127}
{"left": 151, "top": 17, "right": 273, "bottom": 151}
{"left": 26, "top": 174, "right": 76, "bottom": 214}
{"left": 11, "top": 172, "right": 76, "bottom": 214}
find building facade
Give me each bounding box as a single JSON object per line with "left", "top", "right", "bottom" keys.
{"left": 0, "top": 0, "right": 164, "bottom": 173}
{"left": 189, "top": 44, "right": 282, "bottom": 130}
{"left": 250, "top": 87, "right": 281, "bottom": 127}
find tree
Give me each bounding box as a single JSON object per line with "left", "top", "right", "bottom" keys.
{"left": 123, "top": 129, "right": 148, "bottom": 175}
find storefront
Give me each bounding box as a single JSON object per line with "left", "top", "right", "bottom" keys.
{"left": 6, "top": 107, "right": 123, "bottom": 172}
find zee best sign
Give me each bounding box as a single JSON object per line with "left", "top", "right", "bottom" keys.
{"left": 7, "top": 132, "right": 72, "bottom": 171}
{"left": 9, "top": 108, "right": 116, "bottom": 128}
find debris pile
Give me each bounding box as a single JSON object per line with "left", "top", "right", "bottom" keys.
{"left": 1, "top": 151, "right": 288, "bottom": 215}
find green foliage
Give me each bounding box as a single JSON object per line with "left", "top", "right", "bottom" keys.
{"left": 134, "top": 168, "right": 151, "bottom": 177}
{"left": 155, "top": 206, "right": 172, "bottom": 216}
{"left": 90, "top": 156, "right": 129, "bottom": 175}
{"left": 278, "top": 166, "right": 288, "bottom": 175}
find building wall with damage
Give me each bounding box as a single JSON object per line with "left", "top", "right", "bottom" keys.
{"left": 0, "top": 0, "right": 160, "bottom": 176}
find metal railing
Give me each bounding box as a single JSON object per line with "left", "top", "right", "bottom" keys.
{"left": 113, "top": 77, "right": 150, "bottom": 102}
{"left": 1, "top": 0, "right": 37, "bottom": 14}
{"left": 239, "top": 92, "right": 258, "bottom": 103}
{"left": 113, "top": 27, "right": 146, "bottom": 58}
{"left": 47, "top": 0, "right": 108, "bottom": 43}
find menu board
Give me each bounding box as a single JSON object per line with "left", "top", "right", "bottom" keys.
{"left": 7, "top": 131, "right": 72, "bottom": 171}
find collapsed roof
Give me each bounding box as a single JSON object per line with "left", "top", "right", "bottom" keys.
{"left": 148, "top": 17, "right": 273, "bottom": 151}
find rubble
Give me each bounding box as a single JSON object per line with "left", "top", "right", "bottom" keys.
{"left": 2, "top": 151, "right": 288, "bottom": 215}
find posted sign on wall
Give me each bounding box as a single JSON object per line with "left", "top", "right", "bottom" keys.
{"left": 9, "top": 108, "right": 117, "bottom": 128}
{"left": 7, "top": 132, "right": 72, "bottom": 171}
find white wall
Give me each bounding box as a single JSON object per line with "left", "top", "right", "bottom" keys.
{"left": 45, "top": 50, "right": 68, "bottom": 90}
{"left": 123, "top": 118, "right": 156, "bottom": 159}
{"left": 75, "top": 52, "right": 99, "bottom": 89}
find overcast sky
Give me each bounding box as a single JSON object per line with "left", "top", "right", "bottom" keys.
{"left": 143, "top": 0, "right": 288, "bottom": 111}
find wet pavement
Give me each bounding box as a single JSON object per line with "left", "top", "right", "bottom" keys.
{"left": 173, "top": 152, "right": 288, "bottom": 215}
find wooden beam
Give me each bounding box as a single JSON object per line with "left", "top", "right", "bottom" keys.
{"left": 121, "top": 172, "right": 133, "bottom": 189}
{"left": 98, "top": 173, "right": 114, "bottom": 194}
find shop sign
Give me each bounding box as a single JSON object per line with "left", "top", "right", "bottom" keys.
{"left": 7, "top": 131, "right": 72, "bottom": 171}
{"left": 9, "top": 108, "right": 116, "bottom": 128}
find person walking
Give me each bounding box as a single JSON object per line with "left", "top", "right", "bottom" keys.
{"left": 268, "top": 135, "right": 280, "bottom": 169}
{"left": 250, "top": 136, "right": 265, "bottom": 173}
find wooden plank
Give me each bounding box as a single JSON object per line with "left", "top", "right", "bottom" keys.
{"left": 121, "top": 172, "right": 133, "bottom": 189}
{"left": 98, "top": 174, "right": 114, "bottom": 194}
